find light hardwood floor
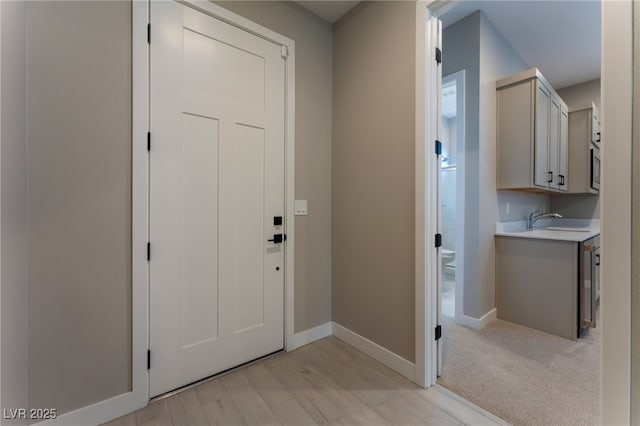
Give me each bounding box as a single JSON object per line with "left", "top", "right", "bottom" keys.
{"left": 104, "top": 337, "right": 508, "bottom": 426}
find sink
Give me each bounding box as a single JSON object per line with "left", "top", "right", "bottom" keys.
{"left": 541, "top": 227, "right": 590, "bottom": 232}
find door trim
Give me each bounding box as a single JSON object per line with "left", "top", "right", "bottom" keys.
{"left": 415, "top": 1, "right": 441, "bottom": 388}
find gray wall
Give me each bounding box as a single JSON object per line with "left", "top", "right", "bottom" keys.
{"left": 557, "top": 78, "right": 601, "bottom": 110}
{"left": 1, "top": 1, "right": 28, "bottom": 421}
{"left": 550, "top": 79, "right": 601, "bottom": 220}
{"left": 477, "top": 13, "right": 534, "bottom": 318}
{"left": 216, "top": 1, "right": 333, "bottom": 333}
{"left": 443, "top": 11, "right": 541, "bottom": 319}
{"left": 332, "top": 1, "right": 416, "bottom": 362}
{"left": 26, "top": 1, "right": 132, "bottom": 415}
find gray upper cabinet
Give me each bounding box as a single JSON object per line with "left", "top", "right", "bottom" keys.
{"left": 497, "top": 68, "right": 569, "bottom": 193}
{"left": 567, "top": 103, "right": 599, "bottom": 194}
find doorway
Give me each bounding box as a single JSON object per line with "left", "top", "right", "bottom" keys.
{"left": 419, "top": 2, "right": 602, "bottom": 424}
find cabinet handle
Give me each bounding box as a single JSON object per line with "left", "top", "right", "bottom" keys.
{"left": 597, "top": 132, "right": 601, "bottom": 143}
{"left": 559, "top": 175, "right": 565, "bottom": 186}
{"left": 548, "top": 171, "right": 553, "bottom": 183}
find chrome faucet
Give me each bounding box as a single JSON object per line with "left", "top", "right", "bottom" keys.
{"left": 527, "top": 208, "right": 563, "bottom": 230}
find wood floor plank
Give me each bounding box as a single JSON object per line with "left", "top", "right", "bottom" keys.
{"left": 314, "top": 338, "right": 416, "bottom": 399}
{"left": 283, "top": 351, "right": 372, "bottom": 423}
{"left": 219, "top": 370, "right": 280, "bottom": 426}
{"left": 321, "top": 337, "right": 418, "bottom": 389}
{"left": 416, "top": 384, "right": 511, "bottom": 426}
{"left": 135, "top": 399, "right": 174, "bottom": 426}
{"left": 375, "top": 392, "right": 464, "bottom": 426}
{"left": 263, "top": 353, "right": 330, "bottom": 425}
{"left": 166, "top": 388, "right": 210, "bottom": 426}
{"left": 270, "top": 397, "right": 319, "bottom": 426}
{"left": 194, "top": 378, "right": 247, "bottom": 426}
{"left": 244, "top": 362, "right": 318, "bottom": 426}
{"left": 292, "top": 341, "right": 388, "bottom": 408}
{"left": 327, "top": 406, "right": 391, "bottom": 426}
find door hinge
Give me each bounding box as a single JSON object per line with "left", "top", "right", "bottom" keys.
{"left": 435, "top": 140, "right": 442, "bottom": 155}
{"left": 147, "top": 350, "right": 151, "bottom": 370}
{"left": 435, "top": 325, "right": 442, "bottom": 341}
{"left": 435, "top": 47, "right": 442, "bottom": 65}
{"left": 147, "top": 132, "right": 151, "bottom": 151}
{"left": 435, "top": 233, "right": 442, "bottom": 248}
{"left": 147, "top": 23, "right": 151, "bottom": 44}
{"left": 281, "top": 45, "right": 289, "bottom": 59}
{"left": 147, "top": 242, "right": 151, "bottom": 261}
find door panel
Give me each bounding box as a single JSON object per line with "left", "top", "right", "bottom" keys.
{"left": 534, "top": 82, "right": 550, "bottom": 188}
{"left": 549, "top": 98, "right": 560, "bottom": 190}
{"left": 181, "top": 113, "right": 220, "bottom": 347}
{"left": 559, "top": 107, "right": 569, "bottom": 191}
{"left": 224, "top": 123, "right": 266, "bottom": 333}
{"left": 150, "top": 1, "right": 285, "bottom": 397}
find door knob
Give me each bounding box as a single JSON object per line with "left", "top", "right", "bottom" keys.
{"left": 268, "top": 234, "right": 285, "bottom": 244}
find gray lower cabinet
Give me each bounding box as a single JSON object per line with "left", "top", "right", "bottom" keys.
{"left": 496, "top": 236, "right": 578, "bottom": 340}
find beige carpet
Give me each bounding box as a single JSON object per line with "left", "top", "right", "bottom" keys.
{"left": 437, "top": 315, "right": 599, "bottom": 426}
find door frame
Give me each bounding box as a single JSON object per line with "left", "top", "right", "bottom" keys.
{"left": 417, "top": 2, "right": 635, "bottom": 424}
{"left": 137, "top": 0, "right": 296, "bottom": 402}
{"left": 415, "top": 1, "right": 441, "bottom": 388}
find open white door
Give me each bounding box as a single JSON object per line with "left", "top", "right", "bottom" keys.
{"left": 149, "top": 1, "right": 286, "bottom": 397}
{"left": 427, "top": 13, "right": 444, "bottom": 378}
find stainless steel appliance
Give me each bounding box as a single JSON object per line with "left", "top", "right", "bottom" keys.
{"left": 580, "top": 235, "right": 600, "bottom": 336}
{"left": 590, "top": 148, "right": 600, "bottom": 191}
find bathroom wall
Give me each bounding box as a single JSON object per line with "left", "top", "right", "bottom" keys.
{"left": 550, "top": 79, "right": 601, "bottom": 220}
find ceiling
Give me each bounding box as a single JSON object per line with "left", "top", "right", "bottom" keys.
{"left": 294, "top": 1, "right": 359, "bottom": 23}
{"left": 440, "top": 1, "right": 601, "bottom": 89}
{"left": 294, "top": 1, "right": 600, "bottom": 90}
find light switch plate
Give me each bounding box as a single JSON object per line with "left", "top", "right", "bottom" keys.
{"left": 294, "top": 200, "right": 308, "bottom": 216}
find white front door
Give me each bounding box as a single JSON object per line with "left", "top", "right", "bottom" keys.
{"left": 149, "top": 1, "right": 286, "bottom": 397}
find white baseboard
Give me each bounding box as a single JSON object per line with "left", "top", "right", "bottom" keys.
{"left": 291, "top": 321, "right": 333, "bottom": 350}
{"left": 331, "top": 322, "right": 416, "bottom": 381}
{"left": 31, "top": 391, "right": 146, "bottom": 426}
{"left": 457, "top": 308, "right": 497, "bottom": 331}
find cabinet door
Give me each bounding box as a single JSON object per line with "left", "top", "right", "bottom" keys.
{"left": 592, "top": 105, "right": 601, "bottom": 146}
{"left": 549, "top": 98, "right": 560, "bottom": 190}
{"left": 558, "top": 106, "right": 569, "bottom": 191}
{"left": 534, "top": 82, "right": 551, "bottom": 188}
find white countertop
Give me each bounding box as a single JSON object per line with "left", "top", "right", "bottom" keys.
{"left": 495, "top": 219, "right": 600, "bottom": 242}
